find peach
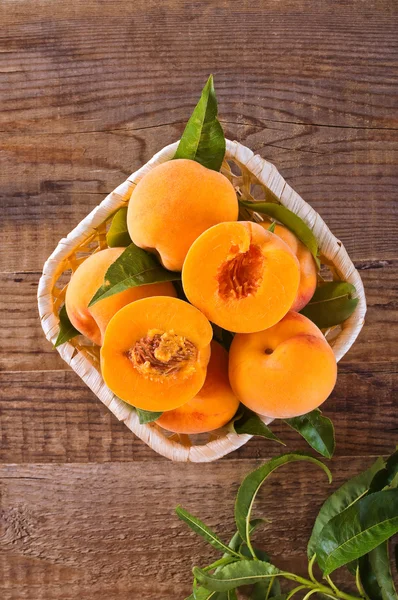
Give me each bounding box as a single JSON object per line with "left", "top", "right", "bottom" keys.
{"left": 65, "top": 248, "right": 176, "bottom": 346}
{"left": 259, "top": 220, "right": 317, "bottom": 310}
{"left": 228, "top": 312, "right": 337, "bottom": 418}
{"left": 182, "top": 221, "right": 300, "bottom": 333}
{"left": 156, "top": 341, "right": 239, "bottom": 434}
{"left": 127, "top": 159, "right": 238, "bottom": 271}
{"left": 100, "top": 296, "right": 213, "bottom": 412}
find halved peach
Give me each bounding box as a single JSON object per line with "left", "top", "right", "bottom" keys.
{"left": 100, "top": 296, "right": 213, "bottom": 412}
{"left": 182, "top": 221, "right": 300, "bottom": 333}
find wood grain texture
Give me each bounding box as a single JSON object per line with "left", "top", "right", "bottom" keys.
{"left": 1, "top": 123, "right": 397, "bottom": 271}
{"left": 1, "top": 458, "right": 397, "bottom": 600}
{"left": 1, "top": 260, "right": 396, "bottom": 372}
{"left": 1, "top": 0, "right": 398, "bottom": 595}
{"left": 0, "top": 0, "right": 397, "bottom": 134}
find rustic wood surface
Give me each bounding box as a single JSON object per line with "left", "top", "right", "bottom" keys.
{"left": 0, "top": 0, "right": 397, "bottom": 598}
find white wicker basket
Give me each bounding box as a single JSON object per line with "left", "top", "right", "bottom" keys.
{"left": 37, "top": 140, "right": 366, "bottom": 462}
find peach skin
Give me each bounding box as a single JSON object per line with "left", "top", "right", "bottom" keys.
{"left": 259, "top": 219, "right": 317, "bottom": 311}
{"left": 65, "top": 247, "right": 176, "bottom": 346}
{"left": 228, "top": 312, "right": 337, "bottom": 418}
{"left": 127, "top": 159, "right": 238, "bottom": 271}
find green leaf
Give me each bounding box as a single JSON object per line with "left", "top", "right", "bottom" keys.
{"left": 186, "top": 588, "right": 217, "bottom": 600}
{"left": 307, "top": 456, "right": 385, "bottom": 558}
{"left": 239, "top": 200, "right": 320, "bottom": 269}
{"left": 369, "top": 450, "right": 398, "bottom": 494}
{"left": 359, "top": 542, "right": 397, "bottom": 600}
{"left": 300, "top": 281, "right": 359, "bottom": 329}
{"left": 229, "top": 407, "right": 284, "bottom": 446}
{"left": 224, "top": 520, "right": 266, "bottom": 557}
{"left": 106, "top": 207, "right": 132, "bottom": 248}
{"left": 54, "top": 304, "right": 80, "bottom": 348}
{"left": 89, "top": 242, "right": 180, "bottom": 306}
{"left": 176, "top": 506, "right": 240, "bottom": 558}
{"left": 227, "top": 591, "right": 238, "bottom": 600}
{"left": 268, "top": 222, "right": 276, "bottom": 234}
{"left": 235, "top": 452, "right": 332, "bottom": 549}
{"left": 174, "top": 75, "right": 226, "bottom": 171}
{"left": 194, "top": 560, "right": 281, "bottom": 592}
{"left": 239, "top": 542, "right": 270, "bottom": 562}
{"left": 251, "top": 577, "right": 282, "bottom": 600}
{"left": 284, "top": 409, "right": 335, "bottom": 459}
{"left": 315, "top": 488, "right": 398, "bottom": 575}
{"left": 136, "top": 408, "right": 163, "bottom": 424}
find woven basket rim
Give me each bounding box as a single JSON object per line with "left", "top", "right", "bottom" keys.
{"left": 38, "top": 139, "right": 366, "bottom": 462}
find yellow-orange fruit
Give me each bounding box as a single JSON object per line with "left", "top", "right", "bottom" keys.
{"left": 127, "top": 159, "right": 238, "bottom": 271}
{"left": 259, "top": 220, "right": 317, "bottom": 311}
{"left": 228, "top": 312, "right": 337, "bottom": 418}
{"left": 156, "top": 341, "right": 239, "bottom": 434}
{"left": 182, "top": 221, "right": 300, "bottom": 333}
{"left": 65, "top": 247, "right": 176, "bottom": 346}
{"left": 101, "top": 296, "right": 213, "bottom": 412}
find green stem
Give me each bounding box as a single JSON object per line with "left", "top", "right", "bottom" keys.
{"left": 282, "top": 573, "right": 363, "bottom": 600}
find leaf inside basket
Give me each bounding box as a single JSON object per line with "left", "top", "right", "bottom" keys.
{"left": 54, "top": 304, "right": 80, "bottom": 347}
{"left": 300, "top": 281, "right": 359, "bottom": 329}
{"left": 174, "top": 74, "right": 226, "bottom": 172}
{"left": 106, "top": 207, "right": 132, "bottom": 248}
{"left": 240, "top": 200, "right": 320, "bottom": 269}
{"left": 89, "top": 243, "right": 181, "bottom": 306}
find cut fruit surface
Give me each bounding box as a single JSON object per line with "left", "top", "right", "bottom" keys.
{"left": 182, "top": 221, "right": 300, "bottom": 333}
{"left": 100, "top": 296, "right": 212, "bottom": 412}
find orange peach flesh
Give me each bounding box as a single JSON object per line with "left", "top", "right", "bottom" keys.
{"left": 100, "top": 296, "right": 213, "bottom": 412}
{"left": 182, "top": 221, "right": 300, "bottom": 333}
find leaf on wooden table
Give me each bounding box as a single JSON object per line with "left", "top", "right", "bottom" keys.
{"left": 235, "top": 452, "right": 332, "bottom": 548}
{"left": 176, "top": 506, "right": 240, "bottom": 558}
{"left": 315, "top": 488, "right": 398, "bottom": 575}
{"left": 359, "top": 542, "right": 397, "bottom": 600}
{"left": 239, "top": 200, "right": 320, "bottom": 268}
{"left": 174, "top": 74, "right": 226, "bottom": 172}
{"left": 300, "top": 281, "right": 359, "bottom": 329}
{"left": 369, "top": 450, "right": 398, "bottom": 494}
{"left": 89, "top": 243, "right": 180, "bottom": 306}
{"left": 194, "top": 560, "right": 281, "bottom": 592}
{"left": 228, "top": 407, "right": 284, "bottom": 445}
{"left": 136, "top": 408, "right": 163, "bottom": 424}
{"left": 106, "top": 207, "right": 132, "bottom": 248}
{"left": 284, "top": 409, "right": 335, "bottom": 458}
{"left": 54, "top": 304, "right": 80, "bottom": 347}
{"left": 307, "top": 456, "right": 385, "bottom": 558}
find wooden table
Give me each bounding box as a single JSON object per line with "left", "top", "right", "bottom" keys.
{"left": 1, "top": 1, "right": 397, "bottom": 598}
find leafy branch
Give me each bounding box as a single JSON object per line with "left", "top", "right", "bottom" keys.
{"left": 177, "top": 450, "right": 398, "bottom": 600}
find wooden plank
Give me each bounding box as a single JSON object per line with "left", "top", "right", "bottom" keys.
{"left": 0, "top": 0, "right": 397, "bottom": 135}
{"left": 1, "top": 123, "right": 397, "bottom": 272}
{"left": 0, "top": 458, "right": 394, "bottom": 598}
{"left": 0, "top": 364, "right": 396, "bottom": 464}
{"left": 1, "top": 260, "right": 396, "bottom": 373}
